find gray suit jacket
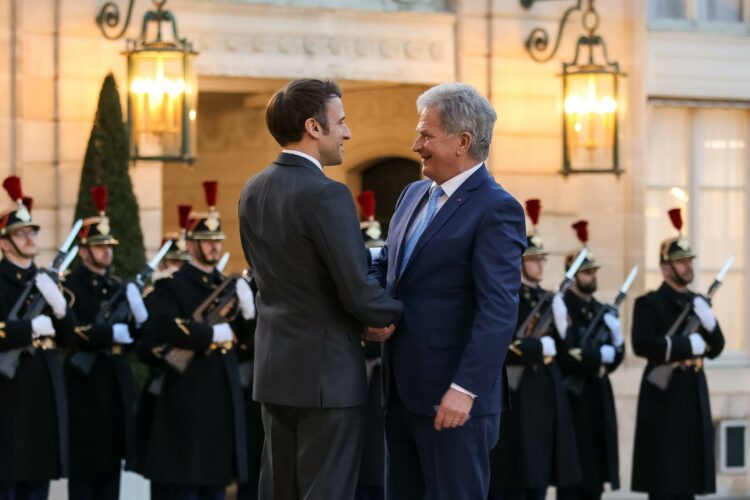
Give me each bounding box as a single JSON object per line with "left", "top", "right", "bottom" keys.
{"left": 238, "top": 152, "right": 402, "bottom": 408}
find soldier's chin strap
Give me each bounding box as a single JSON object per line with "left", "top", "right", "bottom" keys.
{"left": 83, "top": 247, "right": 110, "bottom": 273}
{"left": 668, "top": 261, "right": 690, "bottom": 286}
{"left": 6, "top": 234, "right": 35, "bottom": 260}
{"left": 195, "top": 242, "right": 218, "bottom": 267}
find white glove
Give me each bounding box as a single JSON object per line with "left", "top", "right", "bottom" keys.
{"left": 603, "top": 313, "right": 624, "bottom": 347}
{"left": 126, "top": 283, "right": 148, "bottom": 328}
{"left": 235, "top": 279, "right": 256, "bottom": 320}
{"left": 600, "top": 345, "right": 616, "bottom": 365}
{"left": 693, "top": 296, "right": 717, "bottom": 333}
{"left": 31, "top": 315, "right": 55, "bottom": 339}
{"left": 689, "top": 332, "right": 707, "bottom": 356}
{"left": 35, "top": 273, "right": 66, "bottom": 319}
{"left": 540, "top": 336, "right": 557, "bottom": 357}
{"left": 113, "top": 323, "right": 134, "bottom": 345}
{"left": 212, "top": 322, "right": 233, "bottom": 344}
{"left": 552, "top": 293, "right": 569, "bottom": 339}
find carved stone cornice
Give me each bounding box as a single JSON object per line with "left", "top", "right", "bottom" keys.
{"left": 177, "top": 2, "right": 456, "bottom": 83}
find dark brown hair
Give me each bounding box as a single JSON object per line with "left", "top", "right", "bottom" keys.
{"left": 265, "top": 79, "right": 343, "bottom": 147}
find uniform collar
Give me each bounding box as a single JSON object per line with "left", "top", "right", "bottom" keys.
{"left": 182, "top": 261, "right": 222, "bottom": 288}
{"left": 0, "top": 258, "right": 37, "bottom": 284}
{"left": 658, "top": 281, "right": 692, "bottom": 305}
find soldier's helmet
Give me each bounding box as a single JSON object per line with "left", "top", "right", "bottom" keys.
{"left": 357, "top": 191, "right": 384, "bottom": 249}
{"left": 163, "top": 205, "right": 192, "bottom": 261}
{"left": 523, "top": 199, "right": 547, "bottom": 257}
{"left": 187, "top": 181, "right": 225, "bottom": 241}
{"left": 660, "top": 208, "right": 696, "bottom": 264}
{"left": 0, "top": 176, "right": 39, "bottom": 237}
{"left": 79, "top": 185, "right": 119, "bottom": 246}
{"left": 565, "top": 219, "right": 600, "bottom": 272}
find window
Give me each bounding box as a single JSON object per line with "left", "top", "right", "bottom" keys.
{"left": 649, "top": 0, "right": 748, "bottom": 32}
{"left": 646, "top": 105, "right": 748, "bottom": 356}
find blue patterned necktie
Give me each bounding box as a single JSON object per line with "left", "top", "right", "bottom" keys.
{"left": 400, "top": 185, "right": 444, "bottom": 271}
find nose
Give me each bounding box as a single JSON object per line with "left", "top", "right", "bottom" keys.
{"left": 412, "top": 136, "right": 422, "bottom": 153}
{"left": 343, "top": 124, "right": 351, "bottom": 141}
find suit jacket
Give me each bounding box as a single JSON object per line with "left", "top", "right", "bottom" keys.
{"left": 238, "top": 152, "right": 402, "bottom": 408}
{"left": 370, "top": 165, "right": 525, "bottom": 417}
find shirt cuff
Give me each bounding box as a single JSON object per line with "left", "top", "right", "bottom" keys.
{"left": 450, "top": 383, "right": 476, "bottom": 400}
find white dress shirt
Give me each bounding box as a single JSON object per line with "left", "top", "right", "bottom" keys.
{"left": 281, "top": 149, "right": 323, "bottom": 172}
{"left": 404, "top": 161, "right": 485, "bottom": 400}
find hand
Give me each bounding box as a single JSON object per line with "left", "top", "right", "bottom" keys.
{"left": 212, "top": 322, "right": 234, "bottom": 344}
{"left": 603, "top": 312, "right": 624, "bottom": 347}
{"left": 235, "top": 278, "right": 256, "bottom": 320}
{"left": 599, "top": 345, "right": 616, "bottom": 365}
{"left": 552, "top": 293, "right": 568, "bottom": 338}
{"left": 693, "top": 296, "right": 717, "bottom": 332}
{"left": 362, "top": 324, "right": 395, "bottom": 342}
{"left": 35, "top": 273, "right": 66, "bottom": 319}
{"left": 540, "top": 336, "right": 557, "bottom": 357}
{"left": 31, "top": 315, "right": 55, "bottom": 339}
{"left": 113, "top": 323, "right": 134, "bottom": 344}
{"left": 434, "top": 387, "right": 474, "bottom": 431}
{"left": 689, "top": 332, "right": 707, "bottom": 356}
{"left": 126, "top": 283, "right": 148, "bottom": 327}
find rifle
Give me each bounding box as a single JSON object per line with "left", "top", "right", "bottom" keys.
{"left": 69, "top": 240, "right": 173, "bottom": 375}
{"left": 0, "top": 237, "right": 80, "bottom": 380}
{"left": 563, "top": 265, "right": 638, "bottom": 396}
{"left": 646, "top": 255, "right": 734, "bottom": 391}
{"left": 507, "top": 248, "right": 588, "bottom": 391}
{"left": 95, "top": 240, "right": 172, "bottom": 325}
{"left": 164, "top": 254, "right": 250, "bottom": 373}
{"left": 8, "top": 219, "right": 82, "bottom": 321}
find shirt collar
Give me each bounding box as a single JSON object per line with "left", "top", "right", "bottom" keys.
{"left": 431, "top": 162, "right": 484, "bottom": 198}
{"left": 281, "top": 149, "right": 323, "bottom": 172}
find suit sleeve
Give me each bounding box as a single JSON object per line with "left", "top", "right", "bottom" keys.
{"left": 309, "top": 182, "right": 402, "bottom": 328}
{"left": 451, "top": 196, "right": 526, "bottom": 397}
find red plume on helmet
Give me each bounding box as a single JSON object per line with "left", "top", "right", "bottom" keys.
{"left": 203, "top": 181, "right": 218, "bottom": 209}
{"left": 90, "top": 185, "right": 109, "bottom": 215}
{"left": 525, "top": 199, "right": 541, "bottom": 229}
{"left": 22, "top": 197, "right": 33, "bottom": 213}
{"left": 2, "top": 176, "right": 23, "bottom": 202}
{"left": 357, "top": 191, "right": 376, "bottom": 221}
{"left": 572, "top": 220, "right": 589, "bottom": 245}
{"left": 178, "top": 205, "right": 192, "bottom": 230}
{"left": 668, "top": 208, "right": 683, "bottom": 235}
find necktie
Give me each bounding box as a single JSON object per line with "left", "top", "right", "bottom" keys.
{"left": 400, "top": 185, "right": 444, "bottom": 271}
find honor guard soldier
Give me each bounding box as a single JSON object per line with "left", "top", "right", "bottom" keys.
{"left": 631, "top": 208, "right": 725, "bottom": 500}
{"left": 489, "top": 199, "right": 581, "bottom": 500}
{"left": 141, "top": 181, "right": 255, "bottom": 500}
{"left": 556, "top": 220, "right": 623, "bottom": 500}
{"left": 356, "top": 191, "right": 387, "bottom": 500}
{"left": 0, "top": 176, "right": 75, "bottom": 500}
{"left": 64, "top": 185, "right": 148, "bottom": 500}
{"left": 135, "top": 205, "right": 192, "bottom": 499}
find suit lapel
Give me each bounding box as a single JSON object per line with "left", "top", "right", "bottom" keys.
{"left": 397, "top": 165, "right": 490, "bottom": 282}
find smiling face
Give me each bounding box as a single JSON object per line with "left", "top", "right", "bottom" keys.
{"left": 412, "top": 106, "right": 470, "bottom": 185}
{"left": 317, "top": 96, "right": 351, "bottom": 167}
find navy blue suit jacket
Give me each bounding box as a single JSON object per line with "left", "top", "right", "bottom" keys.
{"left": 370, "top": 165, "right": 526, "bottom": 417}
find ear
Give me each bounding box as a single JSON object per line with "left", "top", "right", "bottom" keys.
{"left": 456, "top": 132, "right": 473, "bottom": 156}
{"left": 304, "top": 117, "right": 323, "bottom": 140}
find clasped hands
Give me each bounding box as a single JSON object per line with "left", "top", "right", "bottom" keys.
{"left": 362, "top": 324, "right": 396, "bottom": 342}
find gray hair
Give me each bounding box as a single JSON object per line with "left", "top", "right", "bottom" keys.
{"left": 416, "top": 83, "right": 497, "bottom": 161}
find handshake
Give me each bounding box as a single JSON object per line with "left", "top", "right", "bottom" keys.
{"left": 362, "top": 324, "right": 396, "bottom": 343}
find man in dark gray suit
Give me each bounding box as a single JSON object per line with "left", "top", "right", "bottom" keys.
{"left": 238, "top": 79, "right": 403, "bottom": 500}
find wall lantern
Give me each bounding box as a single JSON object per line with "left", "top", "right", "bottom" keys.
{"left": 97, "top": 0, "right": 197, "bottom": 163}
{"left": 522, "top": 0, "right": 624, "bottom": 176}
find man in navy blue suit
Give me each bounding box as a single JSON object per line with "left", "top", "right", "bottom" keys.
{"left": 370, "top": 83, "right": 526, "bottom": 500}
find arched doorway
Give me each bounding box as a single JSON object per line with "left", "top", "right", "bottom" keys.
{"left": 361, "top": 157, "right": 422, "bottom": 237}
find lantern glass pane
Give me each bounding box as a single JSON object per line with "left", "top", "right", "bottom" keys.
{"left": 128, "top": 49, "right": 195, "bottom": 161}
{"left": 563, "top": 71, "right": 618, "bottom": 170}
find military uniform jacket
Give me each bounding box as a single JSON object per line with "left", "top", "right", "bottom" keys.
{"left": 557, "top": 289, "right": 622, "bottom": 491}
{"left": 490, "top": 284, "right": 581, "bottom": 490}
{"left": 141, "top": 263, "right": 251, "bottom": 486}
{"left": 64, "top": 265, "right": 137, "bottom": 476}
{"left": 0, "top": 258, "right": 74, "bottom": 481}
{"left": 631, "top": 282, "right": 724, "bottom": 495}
